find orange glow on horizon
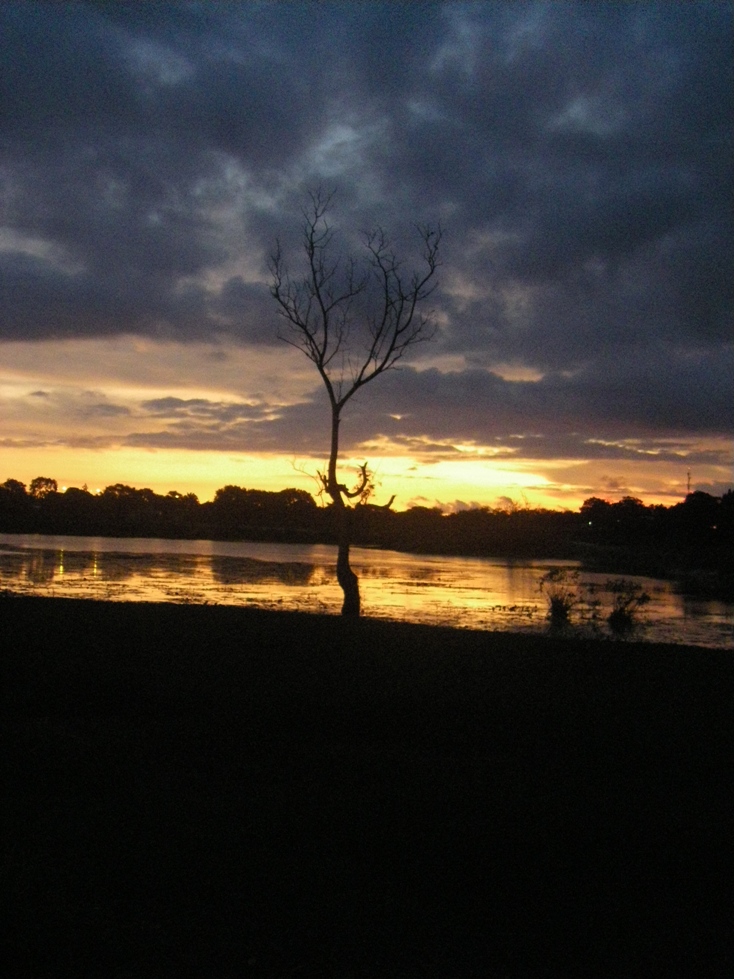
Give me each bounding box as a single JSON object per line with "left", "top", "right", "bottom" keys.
{"left": 0, "top": 443, "right": 713, "bottom": 512}
{"left": 2, "top": 337, "right": 730, "bottom": 513}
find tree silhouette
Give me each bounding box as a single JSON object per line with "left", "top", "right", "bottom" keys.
{"left": 29, "top": 476, "right": 58, "bottom": 499}
{"left": 270, "top": 189, "right": 441, "bottom": 615}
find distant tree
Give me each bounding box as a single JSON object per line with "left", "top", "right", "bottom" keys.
{"left": 580, "top": 497, "right": 613, "bottom": 536}
{"left": 29, "top": 476, "right": 58, "bottom": 499}
{"left": 212, "top": 485, "right": 250, "bottom": 514}
{"left": 580, "top": 497, "right": 611, "bottom": 520}
{"left": 54, "top": 486, "right": 96, "bottom": 533}
{"left": 276, "top": 487, "right": 317, "bottom": 509}
{"left": 165, "top": 490, "right": 199, "bottom": 506}
{"left": 101, "top": 483, "right": 157, "bottom": 504}
{"left": 0, "top": 478, "right": 31, "bottom": 530}
{"left": 211, "top": 485, "right": 318, "bottom": 537}
{"left": 102, "top": 483, "right": 136, "bottom": 498}
{"left": 1, "top": 478, "right": 27, "bottom": 497}
{"left": 276, "top": 488, "right": 318, "bottom": 526}
{"left": 96, "top": 483, "right": 162, "bottom": 535}
{"left": 673, "top": 490, "right": 721, "bottom": 543}
{"left": 269, "top": 189, "right": 441, "bottom": 615}
{"left": 614, "top": 495, "right": 646, "bottom": 512}
{"left": 682, "top": 490, "right": 718, "bottom": 511}
{"left": 63, "top": 486, "right": 93, "bottom": 500}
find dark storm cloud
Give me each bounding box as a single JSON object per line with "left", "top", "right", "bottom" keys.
{"left": 1, "top": 1, "right": 731, "bottom": 446}
{"left": 353, "top": 350, "right": 734, "bottom": 443}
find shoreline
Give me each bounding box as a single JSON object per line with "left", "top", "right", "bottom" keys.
{"left": 2, "top": 587, "right": 732, "bottom": 650}
{"left": 1, "top": 535, "right": 732, "bottom": 648}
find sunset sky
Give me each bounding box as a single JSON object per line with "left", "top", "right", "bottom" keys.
{"left": 1, "top": 0, "right": 732, "bottom": 512}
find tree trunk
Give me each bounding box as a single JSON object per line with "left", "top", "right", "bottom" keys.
{"left": 335, "top": 503, "right": 360, "bottom": 616}
{"left": 328, "top": 403, "right": 361, "bottom": 617}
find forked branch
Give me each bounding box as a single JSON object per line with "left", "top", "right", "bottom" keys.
{"left": 269, "top": 189, "right": 441, "bottom": 412}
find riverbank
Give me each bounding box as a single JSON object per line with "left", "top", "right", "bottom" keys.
{"left": 2, "top": 596, "right": 732, "bottom": 977}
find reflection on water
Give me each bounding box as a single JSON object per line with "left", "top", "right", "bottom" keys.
{"left": 0, "top": 533, "right": 732, "bottom": 648}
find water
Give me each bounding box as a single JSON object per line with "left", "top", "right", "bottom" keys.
{"left": 0, "top": 533, "right": 732, "bottom": 648}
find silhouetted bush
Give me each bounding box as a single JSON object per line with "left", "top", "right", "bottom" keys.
{"left": 539, "top": 568, "right": 582, "bottom": 624}
{"left": 606, "top": 578, "right": 651, "bottom": 635}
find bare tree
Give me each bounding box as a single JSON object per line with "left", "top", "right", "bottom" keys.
{"left": 269, "top": 189, "right": 441, "bottom": 616}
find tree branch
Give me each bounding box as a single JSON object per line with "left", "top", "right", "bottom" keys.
{"left": 269, "top": 190, "right": 441, "bottom": 501}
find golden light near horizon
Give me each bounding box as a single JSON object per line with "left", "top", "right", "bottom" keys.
{"left": 360, "top": 454, "right": 552, "bottom": 506}
{"left": 3, "top": 434, "right": 724, "bottom": 515}
{"left": 2, "top": 431, "right": 541, "bottom": 507}
{"left": 0, "top": 446, "right": 313, "bottom": 503}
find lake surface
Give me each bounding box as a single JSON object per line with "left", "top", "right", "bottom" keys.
{"left": 1, "top": 533, "right": 732, "bottom": 648}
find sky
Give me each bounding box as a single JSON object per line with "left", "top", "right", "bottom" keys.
{"left": 1, "top": 0, "right": 732, "bottom": 512}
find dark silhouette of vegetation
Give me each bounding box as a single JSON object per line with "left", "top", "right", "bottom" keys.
{"left": 538, "top": 568, "right": 652, "bottom": 636}
{"left": 269, "top": 189, "right": 441, "bottom": 615}
{"left": 539, "top": 568, "right": 582, "bottom": 625}
{"left": 1, "top": 478, "right": 732, "bottom": 599}
{"left": 606, "top": 579, "right": 651, "bottom": 636}
{"left": 29, "top": 476, "right": 58, "bottom": 499}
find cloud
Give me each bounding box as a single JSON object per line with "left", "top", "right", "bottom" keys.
{"left": 0, "top": 0, "right": 731, "bottom": 477}
{"left": 346, "top": 346, "right": 734, "bottom": 445}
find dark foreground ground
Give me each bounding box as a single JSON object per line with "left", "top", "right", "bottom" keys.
{"left": 1, "top": 597, "right": 732, "bottom": 978}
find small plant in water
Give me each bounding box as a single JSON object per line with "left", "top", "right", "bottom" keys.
{"left": 539, "top": 568, "right": 581, "bottom": 625}
{"left": 606, "top": 578, "right": 650, "bottom": 636}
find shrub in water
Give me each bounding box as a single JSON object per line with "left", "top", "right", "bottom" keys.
{"left": 539, "top": 568, "right": 581, "bottom": 624}
{"left": 606, "top": 578, "right": 650, "bottom": 635}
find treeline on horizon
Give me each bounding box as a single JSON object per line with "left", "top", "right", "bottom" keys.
{"left": 1, "top": 476, "right": 733, "bottom": 580}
